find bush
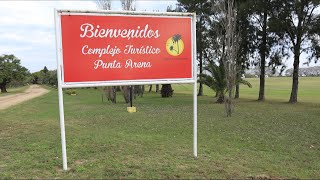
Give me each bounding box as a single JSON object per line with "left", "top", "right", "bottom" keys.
{"left": 160, "top": 84, "right": 174, "bottom": 97}
{"left": 65, "top": 89, "right": 76, "bottom": 95}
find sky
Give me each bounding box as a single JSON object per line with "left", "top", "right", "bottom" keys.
{"left": 0, "top": 1, "right": 318, "bottom": 73}
{"left": 0, "top": 0, "right": 177, "bottom": 72}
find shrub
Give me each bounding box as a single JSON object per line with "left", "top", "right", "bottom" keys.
{"left": 65, "top": 89, "right": 76, "bottom": 95}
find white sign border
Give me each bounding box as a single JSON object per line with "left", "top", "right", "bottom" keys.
{"left": 55, "top": 9, "right": 197, "bottom": 88}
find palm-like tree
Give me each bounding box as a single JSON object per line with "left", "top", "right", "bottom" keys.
{"left": 172, "top": 34, "right": 182, "bottom": 54}
{"left": 199, "top": 62, "right": 226, "bottom": 103}
{"left": 199, "top": 62, "right": 252, "bottom": 103}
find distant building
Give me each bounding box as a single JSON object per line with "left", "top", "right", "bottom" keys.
{"left": 285, "top": 66, "right": 320, "bottom": 77}
{"left": 244, "top": 66, "right": 282, "bottom": 78}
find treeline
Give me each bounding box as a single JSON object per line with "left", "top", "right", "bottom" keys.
{"left": 0, "top": 54, "right": 57, "bottom": 93}
{"left": 169, "top": 0, "right": 320, "bottom": 105}
{"left": 31, "top": 66, "right": 57, "bottom": 87}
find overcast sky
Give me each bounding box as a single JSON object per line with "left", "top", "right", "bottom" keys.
{"left": 0, "top": 0, "right": 177, "bottom": 72}
{"left": 0, "top": 1, "right": 318, "bottom": 73}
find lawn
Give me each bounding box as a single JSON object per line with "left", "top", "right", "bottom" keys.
{"left": 0, "top": 77, "right": 319, "bottom": 179}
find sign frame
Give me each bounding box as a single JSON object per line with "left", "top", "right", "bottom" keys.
{"left": 56, "top": 9, "right": 196, "bottom": 88}
{"left": 54, "top": 9, "right": 197, "bottom": 171}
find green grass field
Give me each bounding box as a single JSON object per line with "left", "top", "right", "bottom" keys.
{"left": 0, "top": 77, "right": 319, "bottom": 178}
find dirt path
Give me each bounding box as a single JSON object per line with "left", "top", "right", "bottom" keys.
{"left": 0, "top": 85, "right": 50, "bottom": 110}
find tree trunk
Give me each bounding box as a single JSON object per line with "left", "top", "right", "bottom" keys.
{"left": 198, "top": 82, "right": 203, "bottom": 96}
{"left": 235, "top": 70, "right": 241, "bottom": 99}
{"left": 258, "top": 7, "right": 267, "bottom": 101}
{"left": 289, "top": 52, "right": 300, "bottom": 103}
{"left": 197, "top": 17, "right": 203, "bottom": 96}
{"left": 105, "top": 86, "right": 116, "bottom": 104}
{"left": 198, "top": 48, "right": 203, "bottom": 96}
{"left": 0, "top": 82, "right": 7, "bottom": 93}
{"left": 122, "top": 86, "right": 130, "bottom": 103}
{"left": 289, "top": 7, "right": 303, "bottom": 104}
{"left": 235, "top": 83, "right": 239, "bottom": 99}
{"left": 216, "top": 92, "right": 224, "bottom": 103}
{"left": 156, "top": 85, "right": 159, "bottom": 93}
{"left": 141, "top": 85, "right": 145, "bottom": 97}
{"left": 226, "top": 82, "right": 233, "bottom": 117}
{"left": 148, "top": 85, "right": 152, "bottom": 92}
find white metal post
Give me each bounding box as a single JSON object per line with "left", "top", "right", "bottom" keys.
{"left": 193, "top": 81, "right": 198, "bottom": 158}
{"left": 58, "top": 83, "right": 68, "bottom": 170}
{"left": 192, "top": 13, "right": 198, "bottom": 158}
{"left": 54, "top": 9, "right": 68, "bottom": 171}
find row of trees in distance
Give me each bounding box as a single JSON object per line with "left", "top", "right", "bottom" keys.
{"left": 96, "top": 0, "right": 319, "bottom": 116}
{"left": 174, "top": 0, "right": 319, "bottom": 106}
{"left": 0, "top": 54, "right": 57, "bottom": 93}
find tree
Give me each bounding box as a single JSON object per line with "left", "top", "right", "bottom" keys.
{"left": 199, "top": 61, "right": 252, "bottom": 104}
{"left": 160, "top": 84, "right": 174, "bottom": 97}
{"left": 41, "top": 66, "right": 50, "bottom": 84}
{"left": 0, "top": 54, "right": 29, "bottom": 93}
{"left": 121, "top": 0, "right": 135, "bottom": 11}
{"left": 43, "top": 66, "right": 48, "bottom": 74}
{"left": 30, "top": 67, "right": 56, "bottom": 86}
{"left": 215, "top": 0, "right": 242, "bottom": 116}
{"left": 105, "top": 86, "right": 116, "bottom": 103}
{"left": 31, "top": 72, "right": 40, "bottom": 84}
{"left": 269, "top": 0, "right": 320, "bottom": 103}
{"left": 96, "top": 0, "right": 111, "bottom": 10}
{"left": 254, "top": 0, "right": 270, "bottom": 101}
{"left": 199, "top": 62, "right": 226, "bottom": 103}
{"left": 234, "top": 0, "right": 255, "bottom": 99}
{"left": 47, "top": 70, "right": 58, "bottom": 87}
{"left": 246, "top": 0, "right": 285, "bottom": 101}
{"left": 177, "top": 0, "right": 213, "bottom": 96}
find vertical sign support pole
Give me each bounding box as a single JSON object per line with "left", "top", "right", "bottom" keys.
{"left": 193, "top": 81, "right": 198, "bottom": 158}
{"left": 54, "top": 9, "right": 68, "bottom": 171}
{"left": 130, "top": 86, "right": 133, "bottom": 107}
{"left": 192, "top": 13, "right": 198, "bottom": 158}
{"left": 58, "top": 81, "right": 68, "bottom": 170}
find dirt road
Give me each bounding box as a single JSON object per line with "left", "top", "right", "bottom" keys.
{"left": 0, "top": 85, "right": 50, "bottom": 110}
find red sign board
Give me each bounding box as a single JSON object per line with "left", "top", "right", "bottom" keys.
{"left": 57, "top": 11, "right": 195, "bottom": 86}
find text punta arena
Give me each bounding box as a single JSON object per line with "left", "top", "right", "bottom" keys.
{"left": 94, "top": 59, "right": 152, "bottom": 69}
{"left": 80, "top": 23, "right": 160, "bottom": 40}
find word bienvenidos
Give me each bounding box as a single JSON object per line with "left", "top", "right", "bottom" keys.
{"left": 80, "top": 23, "right": 160, "bottom": 40}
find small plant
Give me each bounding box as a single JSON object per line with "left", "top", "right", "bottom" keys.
{"left": 65, "top": 89, "right": 76, "bottom": 96}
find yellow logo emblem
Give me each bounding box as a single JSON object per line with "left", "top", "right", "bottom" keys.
{"left": 166, "top": 34, "right": 184, "bottom": 56}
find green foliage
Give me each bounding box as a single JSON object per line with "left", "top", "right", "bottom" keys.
{"left": 176, "top": 0, "right": 319, "bottom": 103}
{"left": 237, "top": 78, "right": 252, "bottom": 88}
{"left": 31, "top": 68, "right": 57, "bottom": 87}
{"left": 160, "top": 84, "right": 174, "bottom": 98}
{"left": 65, "top": 89, "right": 76, "bottom": 95}
{"left": 176, "top": 0, "right": 214, "bottom": 96}
{"left": 0, "top": 54, "right": 29, "bottom": 93}
{"left": 199, "top": 62, "right": 227, "bottom": 103}
{"left": 268, "top": 0, "right": 320, "bottom": 103}
{"left": 199, "top": 62, "right": 252, "bottom": 103}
